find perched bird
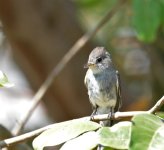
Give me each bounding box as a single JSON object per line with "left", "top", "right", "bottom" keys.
{"left": 84, "top": 47, "right": 121, "bottom": 126}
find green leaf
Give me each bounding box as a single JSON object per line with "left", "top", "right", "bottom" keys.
{"left": 60, "top": 131, "right": 98, "bottom": 150}
{"left": 149, "top": 126, "right": 164, "bottom": 150}
{"left": 97, "top": 121, "right": 132, "bottom": 149}
{"left": 132, "top": 0, "right": 161, "bottom": 42}
{"left": 159, "top": 0, "right": 164, "bottom": 25}
{"left": 0, "top": 71, "right": 14, "bottom": 88}
{"left": 76, "top": 0, "right": 115, "bottom": 9}
{"left": 33, "top": 119, "right": 101, "bottom": 150}
{"left": 156, "top": 112, "right": 164, "bottom": 120}
{"left": 129, "top": 114, "right": 164, "bottom": 150}
{"left": 102, "top": 147, "right": 113, "bottom": 150}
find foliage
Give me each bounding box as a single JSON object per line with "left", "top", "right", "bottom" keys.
{"left": 132, "top": 0, "right": 163, "bottom": 42}
{"left": 0, "top": 70, "right": 13, "bottom": 88}
{"left": 130, "top": 114, "right": 164, "bottom": 150}
{"left": 76, "top": 0, "right": 164, "bottom": 43}
{"left": 33, "top": 114, "right": 164, "bottom": 150}
{"left": 33, "top": 119, "right": 101, "bottom": 150}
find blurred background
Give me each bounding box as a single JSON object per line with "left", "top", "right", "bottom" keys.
{"left": 0, "top": 0, "right": 163, "bottom": 149}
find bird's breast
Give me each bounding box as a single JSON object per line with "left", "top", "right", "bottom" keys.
{"left": 85, "top": 69, "right": 116, "bottom": 108}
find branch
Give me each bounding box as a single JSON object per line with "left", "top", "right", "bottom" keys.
{"left": 12, "top": 0, "right": 127, "bottom": 136}
{"left": 90, "top": 96, "right": 164, "bottom": 121}
{"left": 148, "top": 95, "right": 164, "bottom": 113}
{"left": 0, "top": 124, "right": 54, "bottom": 148}
{"left": 1, "top": 95, "right": 163, "bottom": 149}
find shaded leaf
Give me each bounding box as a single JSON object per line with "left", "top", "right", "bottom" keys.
{"left": 33, "top": 119, "right": 100, "bottom": 150}
{"left": 60, "top": 131, "right": 98, "bottom": 150}
{"left": 76, "top": 0, "right": 115, "bottom": 9}
{"left": 0, "top": 124, "right": 32, "bottom": 150}
{"left": 130, "top": 114, "right": 164, "bottom": 150}
{"left": 103, "top": 147, "right": 113, "bottom": 150}
{"left": 0, "top": 71, "right": 14, "bottom": 88}
{"left": 0, "top": 124, "right": 12, "bottom": 140}
{"left": 159, "top": 0, "right": 164, "bottom": 25}
{"left": 97, "top": 121, "right": 131, "bottom": 149}
{"left": 132, "top": 0, "right": 161, "bottom": 42}
{"left": 156, "top": 112, "right": 164, "bottom": 120}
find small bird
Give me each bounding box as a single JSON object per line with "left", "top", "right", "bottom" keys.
{"left": 84, "top": 47, "right": 121, "bottom": 126}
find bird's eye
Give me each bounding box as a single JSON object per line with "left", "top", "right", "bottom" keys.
{"left": 96, "top": 57, "right": 102, "bottom": 63}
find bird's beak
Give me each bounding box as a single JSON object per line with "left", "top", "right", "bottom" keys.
{"left": 84, "top": 63, "right": 95, "bottom": 68}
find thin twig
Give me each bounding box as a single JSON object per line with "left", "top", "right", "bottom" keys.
{"left": 91, "top": 96, "right": 164, "bottom": 121}
{"left": 92, "top": 111, "right": 148, "bottom": 121}
{"left": 148, "top": 95, "right": 164, "bottom": 113}
{"left": 0, "top": 124, "right": 54, "bottom": 148}
{"left": 1, "top": 95, "right": 163, "bottom": 149}
{"left": 12, "top": 0, "right": 127, "bottom": 136}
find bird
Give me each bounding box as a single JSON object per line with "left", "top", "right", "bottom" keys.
{"left": 84, "top": 47, "right": 121, "bottom": 126}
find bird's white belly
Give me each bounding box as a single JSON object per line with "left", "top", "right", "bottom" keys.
{"left": 86, "top": 69, "right": 116, "bottom": 108}
{"left": 89, "top": 87, "right": 116, "bottom": 108}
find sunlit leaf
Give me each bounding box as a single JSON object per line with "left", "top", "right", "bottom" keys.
{"left": 0, "top": 71, "right": 14, "bottom": 88}
{"left": 129, "top": 114, "right": 164, "bottom": 150}
{"left": 60, "top": 131, "right": 98, "bottom": 150}
{"left": 33, "top": 119, "right": 100, "bottom": 150}
{"left": 97, "top": 121, "right": 132, "bottom": 149}
{"left": 148, "top": 125, "right": 164, "bottom": 150}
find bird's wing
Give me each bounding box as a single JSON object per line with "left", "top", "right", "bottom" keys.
{"left": 115, "top": 70, "right": 122, "bottom": 111}
{"left": 84, "top": 71, "right": 88, "bottom": 89}
{"left": 84, "top": 70, "right": 97, "bottom": 109}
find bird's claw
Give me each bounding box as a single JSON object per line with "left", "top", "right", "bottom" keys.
{"left": 107, "top": 111, "right": 114, "bottom": 120}
{"left": 90, "top": 114, "right": 95, "bottom": 121}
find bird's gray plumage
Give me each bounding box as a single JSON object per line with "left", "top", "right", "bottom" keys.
{"left": 84, "top": 47, "right": 121, "bottom": 126}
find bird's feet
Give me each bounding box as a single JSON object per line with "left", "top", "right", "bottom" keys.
{"left": 107, "top": 111, "right": 114, "bottom": 126}
{"left": 107, "top": 111, "right": 114, "bottom": 119}
{"left": 90, "top": 114, "right": 95, "bottom": 121}
{"left": 90, "top": 106, "right": 98, "bottom": 121}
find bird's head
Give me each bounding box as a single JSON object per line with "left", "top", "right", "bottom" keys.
{"left": 84, "top": 47, "right": 113, "bottom": 73}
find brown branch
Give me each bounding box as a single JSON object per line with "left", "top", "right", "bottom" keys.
{"left": 12, "top": 0, "right": 127, "bottom": 136}
{"left": 1, "top": 95, "right": 163, "bottom": 149}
